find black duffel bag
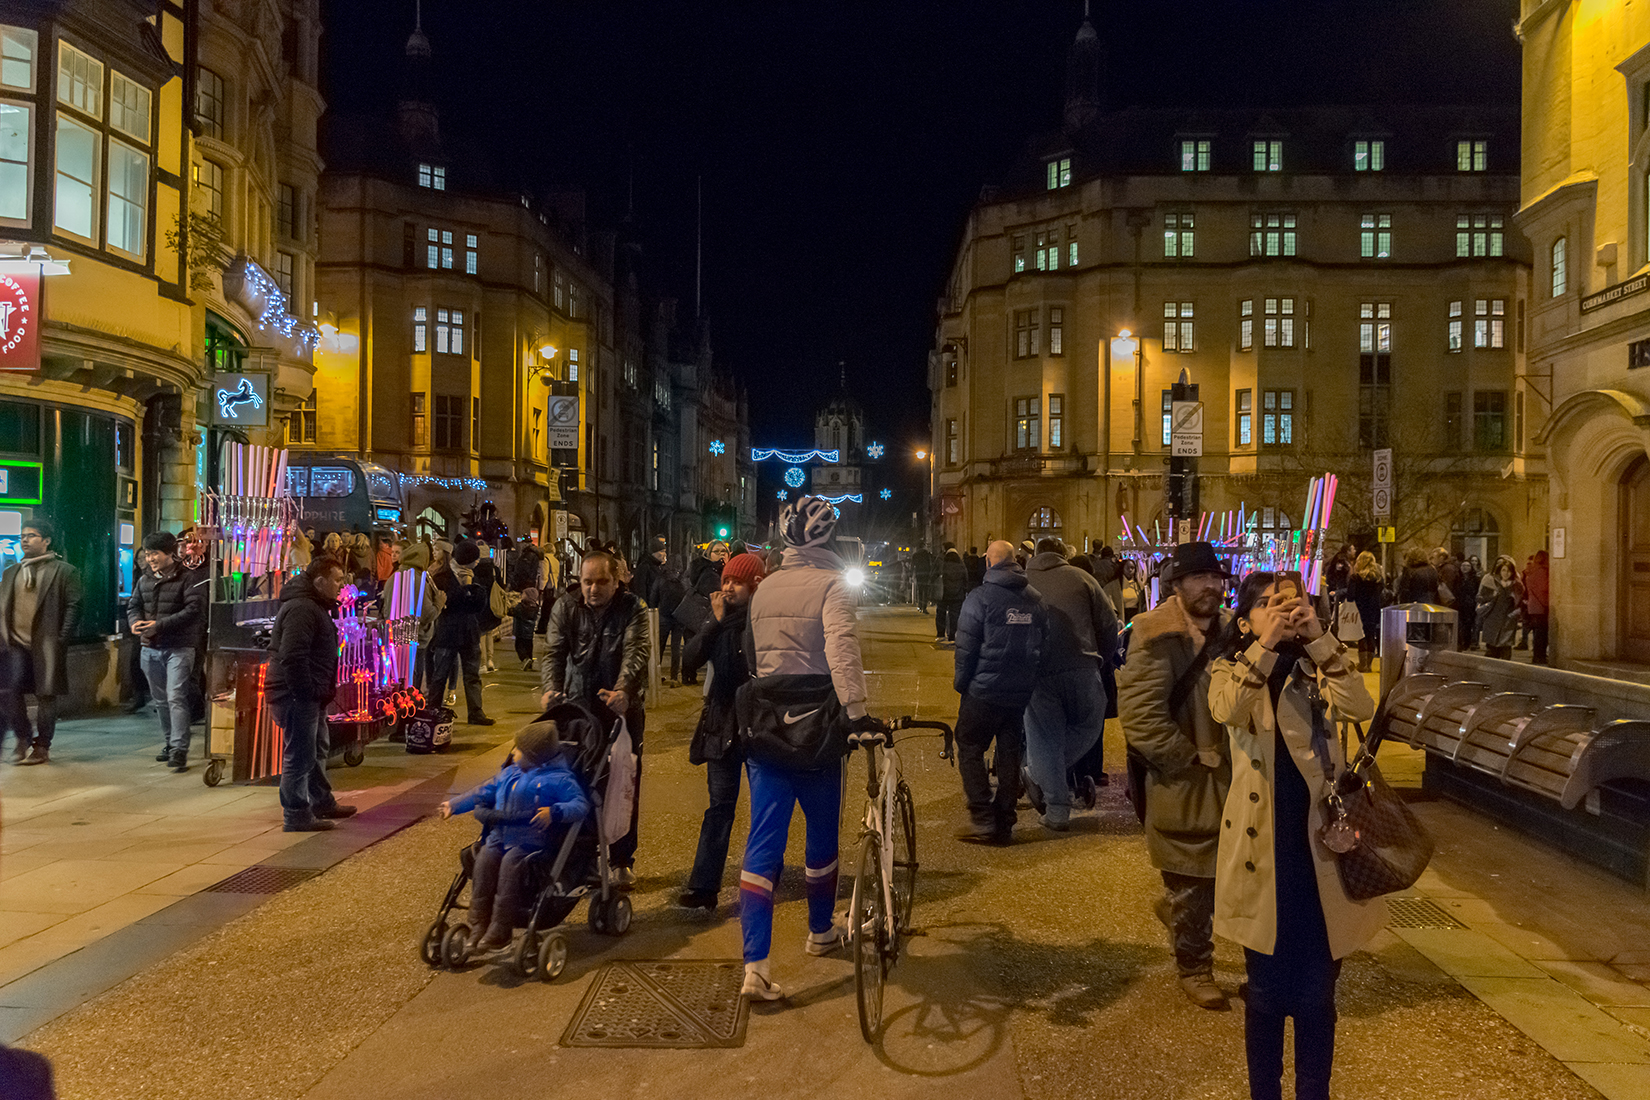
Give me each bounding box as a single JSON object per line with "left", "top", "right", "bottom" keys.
{"left": 736, "top": 673, "right": 847, "bottom": 772}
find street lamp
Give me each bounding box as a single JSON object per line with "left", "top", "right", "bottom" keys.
{"left": 914, "top": 447, "right": 934, "bottom": 549}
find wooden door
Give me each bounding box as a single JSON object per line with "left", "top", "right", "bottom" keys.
{"left": 1621, "top": 457, "right": 1650, "bottom": 662}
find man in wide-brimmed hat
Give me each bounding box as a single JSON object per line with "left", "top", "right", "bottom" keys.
{"left": 1117, "top": 540, "right": 1235, "bottom": 1010}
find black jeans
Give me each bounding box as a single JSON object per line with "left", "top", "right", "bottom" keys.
{"left": 685, "top": 753, "right": 744, "bottom": 892}
{"left": 935, "top": 599, "right": 961, "bottom": 640}
{"left": 430, "top": 645, "right": 486, "bottom": 721}
{"left": 469, "top": 843, "right": 533, "bottom": 938}
{"left": 664, "top": 619, "right": 685, "bottom": 681}
{"left": 1, "top": 691, "right": 56, "bottom": 751}
{"left": 1530, "top": 614, "right": 1550, "bottom": 665}
{"left": 276, "top": 695, "right": 337, "bottom": 826}
{"left": 955, "top": 693, "right": 1024, "bottom": 831}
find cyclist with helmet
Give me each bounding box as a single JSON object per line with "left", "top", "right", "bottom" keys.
{"left": 735, "top": 495, "right": 880, "bottom": 1001}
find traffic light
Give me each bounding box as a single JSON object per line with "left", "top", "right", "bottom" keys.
{"left": 717, "top": 525, "right": 730, "bottom": 538}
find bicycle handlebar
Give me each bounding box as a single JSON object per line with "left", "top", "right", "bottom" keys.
{"left": 881, "top": 716, "right": 955, "bottom": 765}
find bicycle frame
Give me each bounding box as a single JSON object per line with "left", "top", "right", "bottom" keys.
{"left": 859, "top": 738, "right": 902, "bottom": 936}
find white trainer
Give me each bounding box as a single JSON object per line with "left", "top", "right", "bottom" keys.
{"left": 805, "top": 915, "right": 851, "bottom": 956}
{"left": 741, "top": 963, "right": 784, "bottom": 1001}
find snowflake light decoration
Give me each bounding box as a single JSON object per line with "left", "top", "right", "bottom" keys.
{"left": 880, "top": 488, "right": 892, "bottom": 500}
{"left": 867, "top": 442, "right": 885, "bottom": 459}
{"left": 777, "top": 489, "right": 788, "bottom": 501}
{"left": 784, "top": 466, "right": 805, "bottom": 488}
{"left": 708, "top": 439, "right": 725, "bottom": 456}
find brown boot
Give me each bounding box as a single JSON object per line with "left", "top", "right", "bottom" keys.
{"left": 10, "top": 738, "right": 29, "bottom": 764}
{"left": 19, "top": 745, "right": 49, "bottom": 766}
{"left": 1179, "top": 972, "right": 1229, "bottom": 1010}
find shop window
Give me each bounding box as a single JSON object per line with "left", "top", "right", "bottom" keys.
{"left": 0, "top": 400, "right": 39, "bottom": 455}
{"left": 1450, "top": 507, "right": 1499, "bottom": 564}
{"left": 205, "top": 315, "right": 245, "bottom": 373}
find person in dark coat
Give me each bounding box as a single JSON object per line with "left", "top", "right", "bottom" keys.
{"left": 473, "top": 553, "right": 504, "bottom": 673}
{"left": 509, "top": 586, "right": 541, "bottom": 670}
{"left": 962, "top": 546, "right": 985, "bottom": 593}
{"left": 0, "top": 517, "right": 83, "bottom": 766}
{"left": 265, "top": 557, "right": 355, "bottom": 831}
{"left": 936, "top": 546, "right": 967, "bottom": 642}
{"left": 909, "top": 547, "right": 936, "bottom": 612}
{"left": 677, "top": 552, "right": 764, "bottom": 910}
{"left": 632, "top": 536, "right": 688, "bottom": 683}
{"left": 1396, "top": 548, "right": 1441, "bottom": 604}
{"left": 952, "top": 541, "right": 1047, "bottom": 843}
{"left": 127, "top": 531, "right": 208, "bottom": 771}
{"left": 1345, "top": 552, "right": 1386, "bottom": 671}
{"left": 430, "top": 541, "right": 494, "bottom": 725}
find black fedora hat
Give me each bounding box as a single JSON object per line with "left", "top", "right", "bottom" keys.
{"left": 1165, "top": 541, "right": 1232, "bottom": 582}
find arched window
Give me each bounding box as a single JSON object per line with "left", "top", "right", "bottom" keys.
{"left": 1552, "top": 237, "right": 1567, "bottom": 297}
{"left": 414, "top": 506, "right": 448, "bottom": 541}
{"left": 1028, "top": 506, "right": 1062, "bottom": 533}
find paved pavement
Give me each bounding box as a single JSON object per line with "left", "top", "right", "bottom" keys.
{"left": 7, "top": 607, "right": 1650, "bottom": 1098}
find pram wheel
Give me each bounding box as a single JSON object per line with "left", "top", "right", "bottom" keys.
{"left": 442, "top": 923, "right": 473, "bottom": 968}
{"left": 514, "top": 930, "right": 541, "bottom": 978}
{"left": 420, "top": 921, "right": 446, "bottom": 967}
{"left": 538, "top": 932, "right": 569, "bottom": 980}
{"left": 587, "top": 898, "right": 608, "bottom": 934}
{"left": 589, "top": 894, "right": 631, "bottom": 936}
{"left": 1077, "top": 774, "right": 1098, "bottom": 809}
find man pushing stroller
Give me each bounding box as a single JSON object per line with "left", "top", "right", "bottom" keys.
{"left": 439, "top": 720, "right": 589, "bottom": 953}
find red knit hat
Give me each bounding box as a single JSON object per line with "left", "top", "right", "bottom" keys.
{"left": 722, "top": 552, "right": 766, "bottom": 588}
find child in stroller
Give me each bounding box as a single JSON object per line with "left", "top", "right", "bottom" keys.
{"left": 438, "top": 719, "right": 589, "bottom": 952}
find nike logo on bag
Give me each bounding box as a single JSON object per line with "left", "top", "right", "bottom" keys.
{"left": 782, "top": 708, "right": 821, "bottom": 724}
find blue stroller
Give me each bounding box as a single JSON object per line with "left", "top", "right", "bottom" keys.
{"left": 419, "top": 700, "right": 635, "bottom": 981}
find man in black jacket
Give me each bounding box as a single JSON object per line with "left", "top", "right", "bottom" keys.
{"left": 0, "top": 517, "right": 82, "bottom": 766}
{"left": 429, "top": 541, "right": 494, "bottom": 726}
{"left": 127, "top": 531, "right": 207, "bottom": 771}
{"left": 266, "top": 557, "right": 355, "bottom": 831}
{"left": 677, "top": 551, "right": 763, "bottom": 910}
{"left": 632, "top": 536, "right": 687, "bottom": 683}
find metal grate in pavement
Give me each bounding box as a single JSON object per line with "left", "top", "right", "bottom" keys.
{"left": 561, "top": 960, "right": 748, "bottom": 1048}
{"left": 1387, "top": 896, "right": 1467, "bottom": 929}
{"left": 203, "top": 866, "right": 320, "bottom": 895}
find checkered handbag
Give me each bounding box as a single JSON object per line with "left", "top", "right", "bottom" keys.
{"left": 1313, "top": 704, "right": 1436, "bottom": 901}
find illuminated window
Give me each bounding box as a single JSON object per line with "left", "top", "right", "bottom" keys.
{"left": 1048, "top": 395, "right": 1063, "bottom": 448}
{"left": 1012, "top": 233, "right": 1025, "bottom": 273}
{"left": 465, "top": 233, "right": 477, "bottom": 275}
{"left": 412, "top": 306, "right": 426, "bottom": 352}
{"left": 288, "top": 392, "right": 316, "bottom": 444}
{"left": 57, "top": 42, "right": 102, "bottom": 118}
{"left": 1360, "top": 213, "right": 1391, "bottom": 259}
{"left": 1236, "top": 389, "right": 1252, "bottom": 445}
{"left": 1013, "top": 309, "right": 1039, "bottom": 358}
{"left": 1359, "top": 302, "right": 1392, "bottom": 353}
{"left": 418, "top": 163, "right": 445, "bottom": 190}
{"left": 2, "top": 26, "right": 38, "bottom": 91}
{"left": 1475, "top": 299, "right": 1504, "bottom": 349}
{"left": 427, "top": 227, "right": 453, "bottom": 269}
{"left": 1354, "top": 140, "right": 1384, "bottom": 171}
{"left": 1263, "top": 297, "right": 1294, "bottom": 348}
{"left": 1163, "top": 301, "right": 1193, "bottom": 352}
{"left": 110, "top": 72, "right": 149, "bottom": 142}
{"left": 1249, "top": 213, "right": 1295, "bottom": 257}
{"left": 946, "top": 418, "right": 958, "bottom": 465}
{"left": 554, "top": 269, "right": 565, "bottom": 310}
{"left": 1239, "top": 299, "right": 1254, "bottom": 351}
{"left": 433, "top": 165, "right": 445, "bottom": 190}
{"left": 53, "top": 114, "right": 97, "bottom": 239}
{"left": 1046, "top": 157, "right": 1071, "bottom": 189}
{"left": 1455, "top": 214, "right": 1505, "bottom": 258}
{"left": 1252, "top": 139, "right": 1282, "bottom": 172}
{"left": 1551, "top": 237, "right": 1567, "bottom": 297}
{"left": 1475, "top": 390, "right": 1507, "bottom": 451}
{"left": 434, "top": 307, "right": 464, "bottom": 354}
{"left": 1457, "top": 140, "right": 1487, "bottom": 171}
{"left": 1014, "top": 396, "right": 1040, "bottom": 451}
{"left": 0, "top": 100, "right": 30, "bottom": 221}
{"left": 411, "top": 392, "right": 427, "bottom": 447}
{"left": 1036, "top": 227, "right": 1057, "bottom": 271}
{"left": 1161, "top": 390, "right": 1173, "bottom": 446}
{"left": 1179, "top": 139, "right": 1210, "bottom": 171}
{"left": 1048, "top": 307, "right": 1064, "bottom": 356}
{"left": 1164, "top": 212, "right": 1194, "bottom": 258}
{"left": 1448, "top": 300, "right": 1463, "bottom": 352}
{"left": 1262, "top": 390, "right": 1293, "bottom": 445}
{"left": 105, "top": 140, "right": 147, "bottom": 255}
{"left": 1067, "top": 223, "right": 1078, "bottom": 266}
{"left": 567, "top": 347, "right": 579, "bottom": 382}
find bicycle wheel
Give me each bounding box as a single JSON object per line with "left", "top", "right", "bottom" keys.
{"left": 851, "top": 831, "right": 887, "bottom": 1042}
{"left": 890, "top": 779, "right": 918, "bottom": 935}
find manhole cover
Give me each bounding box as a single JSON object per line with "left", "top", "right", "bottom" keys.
{"left": 204, "top": 866, "right": 320, "bottom": 894}
{"left": 562, "top": 960, "right": 748, "bottom": 1048}
{"left": 1387, "top": 896, "right": 1467, "bottom": 929}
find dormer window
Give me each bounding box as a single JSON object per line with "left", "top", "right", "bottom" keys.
{"left": 1354, "top": 140, "right": 1385, "bottom": 171}
{"left": 1179, "top": 140, "right": 1210, "bottom": 172}
{"left": 1456, "top": 140, "right": 1487, "bottom": 172}
{"left": 417, "top": 162, "right": 446, "bottom": 189}
{"left": 1252, "top": 140, "right": 1282, "bottom": 172}
{"left": 1046, "top": 157, "right": 1071, "bottom": 190}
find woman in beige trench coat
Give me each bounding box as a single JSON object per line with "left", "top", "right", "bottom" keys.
{"left": 1208, "top": 572, "right": 1383, "bottom": 1100}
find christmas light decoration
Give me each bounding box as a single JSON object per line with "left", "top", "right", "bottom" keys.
{"left": 784, "top": 466, "right": 805, "bottom": 488}
{"left": 817, "top": 492, "right": 862, "bottom": 504}
{"left": 752, "top": 448, "right": 839, "bottom": 463}
{"left": 777, "top": 489, "right": 788, "bottom": 500}
{"left": 398, "top": 473, "right": 489, "bottom": 490}
{"left": 708, "top": 439, "right": 725, "bottom": 456}
{"left": 879, "top": 488, "right": 892, "bottom": 500}
{"left": 867, "top": 442, "right": 885, "bottom": 459}
{"left": 235, "top": 258, "right": 320, "bottom": 349}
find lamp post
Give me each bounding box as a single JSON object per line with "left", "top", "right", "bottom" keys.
{"left": 914, "top": 447, "right": 933, "bottom": 550}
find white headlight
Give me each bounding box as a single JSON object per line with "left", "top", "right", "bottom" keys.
{"left": 845, "top": 567, "right": 866, "bottom": 588}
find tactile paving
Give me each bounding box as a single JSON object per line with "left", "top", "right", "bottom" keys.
{"left": 561, "top": 960, "right": 748, "bottom": 1048}
{"left": 1386, "top": 896, "right": 1467, "bottom": 929}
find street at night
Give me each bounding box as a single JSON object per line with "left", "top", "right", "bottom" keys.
{"left": 2, "top": 2, "right": 1650, "bottom": 1098}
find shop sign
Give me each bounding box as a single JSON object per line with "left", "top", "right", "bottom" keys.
{"left": 0, "top": 461, "right": 44, "bottom": 505}
{"left": 547, "top": 396, "right": 580, "bottom": 450}
{"left": 209, "top": 372, "right": 270, "bottom": 426}
{"left": 0, "top": 271, "right": 39, "bottom": 373}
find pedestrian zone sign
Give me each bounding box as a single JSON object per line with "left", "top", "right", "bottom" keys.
{"left": 1171, "top": 401, "right": 1203, "bottom": 457}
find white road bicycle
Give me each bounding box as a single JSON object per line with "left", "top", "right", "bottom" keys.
{"left": 847, "top": 716, "right": 954, "bottom": 1043}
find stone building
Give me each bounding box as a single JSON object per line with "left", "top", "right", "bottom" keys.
{"left": 930, "top": 17, "right": 1541, "bottom": 569}
{"left": 1517, "top": 1, "right": 1650, "bottom": 665}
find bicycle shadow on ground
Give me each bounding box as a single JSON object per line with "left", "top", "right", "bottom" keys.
{"left": 869, "top": 918, "right": 1164, "bottom": 1077}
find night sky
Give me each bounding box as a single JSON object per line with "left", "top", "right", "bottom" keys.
{"left": 318, "top": 0, "right": 1521, "bottom": 458}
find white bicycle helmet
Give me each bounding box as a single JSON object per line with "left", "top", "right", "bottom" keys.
{"left": 781, "top": 495, "right": 838, "bottom": 548}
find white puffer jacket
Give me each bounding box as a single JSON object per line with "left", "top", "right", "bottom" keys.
{"left": 748, "top": 545, "right": 869, "bottom": 719}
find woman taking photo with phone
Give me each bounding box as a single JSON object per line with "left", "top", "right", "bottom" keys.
{"left": 1207, "top": 572, "right": 1382, "bottom": 1100}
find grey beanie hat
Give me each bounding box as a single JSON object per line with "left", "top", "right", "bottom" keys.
{"left": 513, "top": 720, "right": 561, "bottom": 770}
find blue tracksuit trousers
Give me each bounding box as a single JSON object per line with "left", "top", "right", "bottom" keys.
{"left": 739, "top": 757, "right": 842, "bottom": 963}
